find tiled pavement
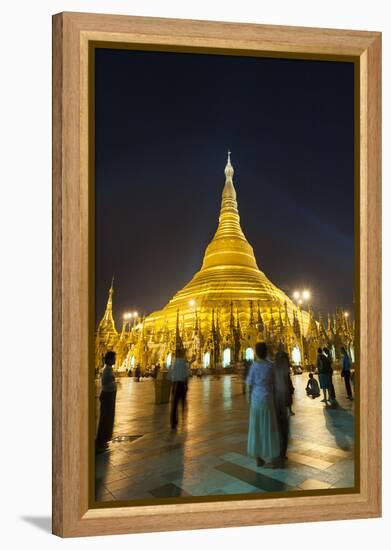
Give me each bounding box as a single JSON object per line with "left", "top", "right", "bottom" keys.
{"left": 95, "top": 374, "right": 355, "bottom": 502}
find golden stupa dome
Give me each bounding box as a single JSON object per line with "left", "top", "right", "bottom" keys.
{"left": 146, "top": 152, "right": 307, "bottom": 332}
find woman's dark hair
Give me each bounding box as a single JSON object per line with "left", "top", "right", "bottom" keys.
{"left": 317, "top": 347, "right": 323, "bottom": 354}
{"left": 309, "top": 372, "right": 314, "bottom": 379}
{"left": 104, "top": 350, "right": 116, "bottom": 363}
{"left": 341, "top": 346, "right": 347, "bottom": 354}
{"left": 255, "top": 342, "right": 268, "bottom": 359}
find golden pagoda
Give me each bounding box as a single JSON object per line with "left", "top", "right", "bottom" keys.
{"left": 141, "top": 152, "right": 311, "bottom": 368}
{"left": 95, "top": 152, "right": 355, "bottom": 372}
{"left": 95, "top": 277, "right": 119, "bottom": 370}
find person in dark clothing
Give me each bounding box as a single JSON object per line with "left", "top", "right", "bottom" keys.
{"left": 306, "top": 372, "right": 320, "bottom": 398}
{"left": 242, "top": 359, "right": 251, "bottom": 394}
{"left": 135, "top": 364, "right": 141, "bottom": 382}
{"left": 153, "top": 364, "right": 160, "bottom": 379}
{"left": 323, "top": 347, "right": 336, "bottom": 402}
{"left": 341, "top": 347, "right": 353, "bottom": 399}
{"left": 95, "top": 351, "right": 117, "bottom": 453}
{"left": 273, "top": 345, "right": 294, "bottom": 462}
{"left": 317, "top": 347, "right": 331, "bottom": 403}
{"left": 168, "top": 348, "right": 189, "bottom": 429}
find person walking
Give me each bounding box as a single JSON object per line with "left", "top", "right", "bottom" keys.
{"left": 168, "top": 348, "right": 189, "bottom": 429}
{"left": 242, "top": 359, "right": 251, "bottom": 394}
{"left": 341, "top": 347, "right": 353, "bottom": 400}
{"left": 153, "top": 363, "right": 160, "bottom": 379}
{"left": 317, "top": 347, "right": 330, "bottom": 403}
{"left": 246, "top": 342, "right": 280, "bottom": 468}
{"left": 323, "top": 347, "right": 336, "bottom": 403}
{"left": 273, "top": 344, "right": 295, "bottom": 461}
{"left": 95, "top": 350, "right": 117, "bottom": 454}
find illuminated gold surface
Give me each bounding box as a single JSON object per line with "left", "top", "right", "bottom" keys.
{"left": 95, "top": 154, "right": 354, "bottom": 370}
{"left": 146, "top": 153, "right": 308, "bottom": 335}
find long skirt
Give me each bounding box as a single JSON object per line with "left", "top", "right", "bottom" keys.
{"left": 96, "top": 390, "right": 116, "bottom": 446}
{"left": 247, "top": 395, "right": 280, "bottom": 462}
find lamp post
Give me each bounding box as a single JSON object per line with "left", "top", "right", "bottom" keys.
{"left": 123, "top": 312, "right": 133, "bottom": 334}
{"left": 292, "top": 289, "right": 311, "bottom": 367}
{"left": 133, "top": 310, "right": 138, "bottom": 329}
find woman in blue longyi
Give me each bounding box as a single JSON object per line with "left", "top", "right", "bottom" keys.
{"left": 246, "top": 342, "right": 280, "bottom": 468}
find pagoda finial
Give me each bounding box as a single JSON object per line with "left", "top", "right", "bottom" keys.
{"left": 224, "top": 149, "right": 234, "bottom": 182}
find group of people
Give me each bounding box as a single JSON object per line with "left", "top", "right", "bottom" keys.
{"left": 245, "top": 342, "right": 354, "bottom": 469}
{"left": 95, "top": 343, "right": 354, "bottom": 461}
{"left": 307, "top": 346, "right": 353, "bottom": 403}
{"left": 95, "top": 348, "right": 189, "bottom": 452}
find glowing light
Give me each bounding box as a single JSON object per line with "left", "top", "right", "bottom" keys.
{"left": 166, "top": 352, "right": 172, "bottom": 368}
{"left": 298, "top": 299, "right": 303, "bottom": 305}
{"left": 189, "top": 299, "right": 196, "bottom": 307}
{"left": 133, "top": 311, "right": 138, "bottom": 317}
{"left": 293, "top": 291, "right": 300, "bottom": 300}
{"left": 291, "top": 346, "right": 301, "bottom": 365}
{"left": 302, "top": 290, "right": 311, "bottom": 301}
{"left": 344, "top": 311, "right": 349, "bottom": 318}
{"left": 222, "top": 348, "right": 231, "bottom": 368}
{"left": 203, "top": 352, "right": 210, "bottom": 368}
{"left": 245, "top": 347, "right": 254, "bottom": 361}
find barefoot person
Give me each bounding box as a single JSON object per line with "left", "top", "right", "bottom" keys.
{"left": 246, "top": 342, "right": 280, "bottom": 468}
{"left": 323, "top": 346, "right": 336, "bottom": 403}
{"left": 273, "top": 344, "right": 294, "bottom": 461}
{"left": 168, "top": 347, "right": 189, "bottom": 429}
{"left": 317, "top": 347, "right": 330, "bottom": 404}
{"left": 95, "top": 351, "right": 117, "bottom": 453}
{"left": 306, "top": 372, "right": 320, "bottom": 398}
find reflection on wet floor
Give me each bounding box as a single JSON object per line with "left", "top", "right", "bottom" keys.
{"left": 95, "top": 374, "right": 354, "bottom": 502}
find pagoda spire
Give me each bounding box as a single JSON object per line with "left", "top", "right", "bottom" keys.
{"left": 211, "top": 151, "right": 247, "bottom": 243}
{"left": 257, "top": 302, "right": 265, "bottom": 334}
{"left": 98, "top": 277, "right": 117, "bottom": 334}
{"left": 174, "top": 309, "right": 183, "bottom": 352}
{"left": 229, "top": 300, "right": 235, "bottom": 329}
{"left": 284, "top": 301, "right": 290, "bottom": 328}
{"left": 249, "top": 300, "right": 254, "bottom": 327}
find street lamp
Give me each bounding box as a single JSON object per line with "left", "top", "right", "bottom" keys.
{"left": 292, "top": 289, "right": 311, "bottom": 308}
{"left": 123, "top": 312, "right": 132, "bottom": 325}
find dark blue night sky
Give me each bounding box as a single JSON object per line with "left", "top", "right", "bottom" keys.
{"left": 95, "top": 48, "right": 355, "bottom": 327}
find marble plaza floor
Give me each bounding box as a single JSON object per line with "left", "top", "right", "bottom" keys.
{"left": 95, "top": 373, "right": 355, "bottom": 503}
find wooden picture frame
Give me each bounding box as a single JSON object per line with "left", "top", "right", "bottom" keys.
{"left": 52, "top": 11, "right": 381, "bottom": 537}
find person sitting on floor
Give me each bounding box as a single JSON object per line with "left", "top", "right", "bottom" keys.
{"left": 306, "top": 372, "right": 320, "bottom": 399}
